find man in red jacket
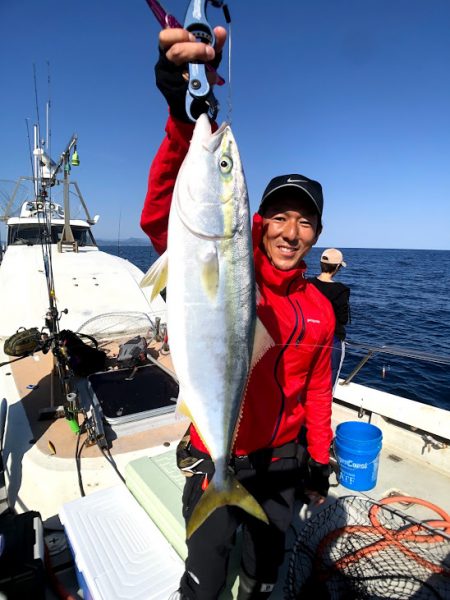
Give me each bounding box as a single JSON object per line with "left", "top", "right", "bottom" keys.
{"left": 141, "top": 26, "right": 335, "bottom": 600}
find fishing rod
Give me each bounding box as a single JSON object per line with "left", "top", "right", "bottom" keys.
{"left": 145, "top": 0, "right": 231, "bottom": 121}
{"left": 31, "top": 64, "right": 59, "bottom": 337}
{"left": 28, "top": 68, "right": 84, "bottom": 434}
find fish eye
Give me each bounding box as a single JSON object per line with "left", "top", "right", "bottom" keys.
{"left": 219, "top": 154, "right": 233, "bottom": 175}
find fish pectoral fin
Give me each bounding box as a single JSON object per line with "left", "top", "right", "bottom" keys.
{"left": 176, "top": 396, "right": 194, "bottom": 422}
{"left": 200, "top": 245, "right": 219, "bottom": 301}
{"left": 139, "top": 251, "right": 168, "bottom": 300}
{"left": 249, "top": 317, "right": 275, "bottom": 372}
{"left": 186, "top": 476, "right": 268, "bottom": 539}
{"left": 176, "top": 397, "right": 211, "bottom": 450}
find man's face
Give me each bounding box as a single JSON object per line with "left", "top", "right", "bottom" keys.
{"left": 261, "top": 195, "right": 321, "bottom": 271}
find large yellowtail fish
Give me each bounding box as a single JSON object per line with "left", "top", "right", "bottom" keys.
{"left": 141, "top": 113, "right": 269, "bottom": 538}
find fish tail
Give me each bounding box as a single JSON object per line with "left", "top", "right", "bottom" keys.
{"left": 186, "top": 474, "right": 268, "bottom": 539}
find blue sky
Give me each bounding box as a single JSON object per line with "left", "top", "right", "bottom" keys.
{"left": 1, "top": 0, "right": 449, "bottom": 249}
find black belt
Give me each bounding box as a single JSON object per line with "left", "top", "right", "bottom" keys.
{"left": 189, "top": 441, "right": 298, "bottom": 473}
{"left": 230, "top": 441, "right": 298, "bottom": 472}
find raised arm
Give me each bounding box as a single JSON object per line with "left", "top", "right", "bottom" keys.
{"left": 140, "top": 26, "right": 226, "bottom": 254}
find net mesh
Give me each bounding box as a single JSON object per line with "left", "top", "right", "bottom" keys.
{"left": 285, "top": 495, "right": 450, "bottom": 600}
{"left": 76, "top": 311, "right": 156, "bottom": 342}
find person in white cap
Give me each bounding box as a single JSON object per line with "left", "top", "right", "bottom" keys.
{"left": 309, "top": 249, "right": 351, "bottom": 392}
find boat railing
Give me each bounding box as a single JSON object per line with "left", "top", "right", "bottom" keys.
{"left": 343, "top": 340, "right": 450, "bottom": 385}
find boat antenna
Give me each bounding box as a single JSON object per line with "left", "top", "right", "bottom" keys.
{"left": 46, "top": 60, "right": 51, "bottom": 154}
{"left": 117, "top": 208, "right": 122, "bottom": 257}
{"left": 33, "top": 63, "right": 41, "bottom": 139}
{"left": 45, "top": 61, "right": 52, "bottom": 212}
{"left": 25, "top": 118, "right": 35, "bottom": 183}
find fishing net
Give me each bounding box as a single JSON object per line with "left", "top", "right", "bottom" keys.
{"left": 285, "top": 495, "right": 450, "bottom": 600}
{"left": 76, "top": 311, "right": 156, "bottom": 342}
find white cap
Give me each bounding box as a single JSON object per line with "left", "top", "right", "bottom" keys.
{"left": 320, "top": 248, "right": 347, "bottom": 267}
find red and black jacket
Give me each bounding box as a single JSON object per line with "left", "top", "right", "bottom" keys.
{"left": 141, "top": 115, "right": 335, "bottom": 464}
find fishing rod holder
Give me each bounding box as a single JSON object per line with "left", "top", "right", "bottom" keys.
{"left": 341, "top": 349, "right": 376, "bottom": 385}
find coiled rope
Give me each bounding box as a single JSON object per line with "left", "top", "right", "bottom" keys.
{"left": 315, "top": 496, "right": 450, "bottom": 581}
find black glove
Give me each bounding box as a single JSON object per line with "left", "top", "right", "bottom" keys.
{"left": 176, "top": 430, "right": 206, "bottom": 477}
{"left": 304, "top": 458, "right": 332, "bottom": 498}
{"left": 155, "top": 47, "right": 222, "bottom": 123}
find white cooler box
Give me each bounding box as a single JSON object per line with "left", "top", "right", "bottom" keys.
{"left": 59, "top": 484, "right": 184, "bottom": 600}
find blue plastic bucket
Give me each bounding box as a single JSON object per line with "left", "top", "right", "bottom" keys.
{"left": 334, "top": 421, "right": 383, "bottom": 491}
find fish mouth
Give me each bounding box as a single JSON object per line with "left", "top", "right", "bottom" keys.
{"left": 203, "top": 121, "right": 229, "bottom": 154}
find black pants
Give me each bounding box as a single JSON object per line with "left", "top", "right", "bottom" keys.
{"left": 179, "top": 451, "right": 298, "bottom": 599}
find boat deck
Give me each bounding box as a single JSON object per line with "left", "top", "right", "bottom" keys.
{"left": 8, "top": 345, "right": 186, "bottom": 459}
{"left": 2, "top": 344, "right": 448, "bottom": 598}
{"left": 45, "top": 418, "right": 450, "bottom": 599}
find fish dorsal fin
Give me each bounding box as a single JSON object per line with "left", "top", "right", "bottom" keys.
{"left": 250, "top": 317, "right": 274, "bottom": 373}
{"left": 139, "top": 251, "right": 168, "bottom": 301}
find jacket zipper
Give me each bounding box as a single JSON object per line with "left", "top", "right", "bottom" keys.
{"left": 269, "top": 277, "right": 305, "bottom": 444}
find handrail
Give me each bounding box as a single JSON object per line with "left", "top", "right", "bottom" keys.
{"left": 342, "top": 340, "right": 450, "bottom": 385}
{"left": 346, "top": 340, "right": 450, "bottom": 364}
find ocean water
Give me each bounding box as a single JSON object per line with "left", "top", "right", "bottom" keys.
{"left": 101, "top": 245, "right": 450, "bottom": 411}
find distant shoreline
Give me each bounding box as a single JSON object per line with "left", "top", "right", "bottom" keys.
{"left": 97, "top": 238, "right": 150, "bottom": 247}
{"left": 97, "top": 240, "right": 450, "bottom": 252}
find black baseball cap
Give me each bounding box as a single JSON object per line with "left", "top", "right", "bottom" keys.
{"left": 258, "top": 174, "right": 324, "bottom": 220}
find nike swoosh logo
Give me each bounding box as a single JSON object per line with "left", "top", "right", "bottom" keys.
{"left": 287, "top": 178, "right": 308, "bottom": 183}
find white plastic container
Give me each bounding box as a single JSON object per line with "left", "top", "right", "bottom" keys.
{"left": 59, "top": 484, "right": 184, "bottom": 600}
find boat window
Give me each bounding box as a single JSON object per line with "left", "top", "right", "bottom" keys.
{"left": 8, "top": 225, "right": 43, "bottom": 245}
{"left": 51, "top": 226, "right": 96, "bottom": 246}
{"left": 8, "top": 224, "right": 96, "bottom": 247}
